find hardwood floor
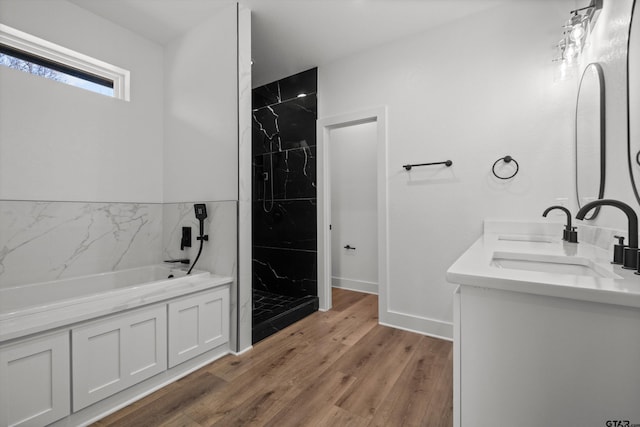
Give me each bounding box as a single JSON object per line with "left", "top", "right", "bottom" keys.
{"left": 94, "top": 289, "right": 453, "bottom": 427}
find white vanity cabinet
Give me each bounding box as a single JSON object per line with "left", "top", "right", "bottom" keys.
{"left": 168, "top": 287, "right": 229, "bottom": 368}
{"left": 71, "top": 305, "right": 167, "bottom": 411}
{"left": 454, "top": 285, "right": 640, "bottom": 427}
{"left": 0, "top": 279, "right": 231, "bottom": 427}
{"left": 0, "top": 331, "right": 70, "bottom": 427}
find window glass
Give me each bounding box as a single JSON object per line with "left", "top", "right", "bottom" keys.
{"left": 0, "top": 49, "right": 115, "bottom": 97}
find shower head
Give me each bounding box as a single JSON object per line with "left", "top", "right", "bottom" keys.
{"left": 187, "top": 204, "right": 209, "bottom": 275}
{"left": 194, "top": 204, "right": 207, "bottom": 221}
{"left": 194, "top": 204, "right": 208, "bottom": 239}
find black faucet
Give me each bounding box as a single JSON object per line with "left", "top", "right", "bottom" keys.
{"left": 576, "top": 199, "right": 639, "bottom": 270}
{"left": 164, "top": 258, "right": 190, "bottom": 264}
{"left": 542, "top": 206, "right": 577, "bottom": 243}
{"left": 181, "top": 226, "right": 192, "bottom": 250}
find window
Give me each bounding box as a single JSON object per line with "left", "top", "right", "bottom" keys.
{"left": 0, "top": 24, "right": 130, "bottom": 101}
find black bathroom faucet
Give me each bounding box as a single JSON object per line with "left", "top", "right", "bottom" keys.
{"left": 542, "top": 205, "right": 577, "bottom": 243}
{"left": 576, "top": 199, "right": 639, "bottom": 270}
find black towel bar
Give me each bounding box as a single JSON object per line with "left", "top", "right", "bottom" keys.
{"left": 403, "top": 160, "right": 452, "bottom": 171}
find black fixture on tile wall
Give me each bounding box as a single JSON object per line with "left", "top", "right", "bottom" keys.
{"left": 251, "top": 68, "right": 319, "bottom": 344}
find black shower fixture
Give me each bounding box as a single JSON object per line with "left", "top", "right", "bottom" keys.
{"left": 187, "top": 203, "right": 209, "bottom": 275}
{"left": 194, "top": 203, "right": 208, "bottom": 241}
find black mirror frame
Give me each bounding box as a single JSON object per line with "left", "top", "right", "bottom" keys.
{"left": 627, "top": 0, "right": 640, "bottom": 206}
{"left": 575, "top": 62, "right": 606, "bottom": 220}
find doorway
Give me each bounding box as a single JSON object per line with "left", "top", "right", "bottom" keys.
{"left": 329, "top": 121, "right": 379, "bottom": 295}
{"left": 317, "top": 107, "right": 388, "bottom": 318}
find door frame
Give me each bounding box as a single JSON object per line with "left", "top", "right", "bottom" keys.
{"left": 317, "top": 106, "right": 388, "bottom": 316}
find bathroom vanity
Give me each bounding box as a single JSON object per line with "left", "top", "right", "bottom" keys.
{"left": 447, "top": 220, "right": 640, "bottom": 427}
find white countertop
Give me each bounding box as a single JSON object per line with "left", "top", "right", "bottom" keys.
{"left": 0, "top": 273, "right": 233, "bottom": 343}
{"left": 447, "top": 227, "right": 640, "bottom": 309}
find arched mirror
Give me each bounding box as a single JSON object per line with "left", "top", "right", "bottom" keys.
{"left": 628, "top": 0, "right": 640, "bottom": 206}
{"left": 575, "top": 62, "right": 606, "bottom": 220}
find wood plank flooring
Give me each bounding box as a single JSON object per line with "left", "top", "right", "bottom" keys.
{"left": 94, "top": 289, "right": 453, "bottom": 427}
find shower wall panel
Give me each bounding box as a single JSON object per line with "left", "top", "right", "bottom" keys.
{"left": 251, "top": 68, "right": 318, "bottom": 299}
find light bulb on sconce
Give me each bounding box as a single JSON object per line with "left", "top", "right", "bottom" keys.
{"left": 565, "top": 43, "right": 579, "bottom": 62}
{"left": 554, "top": 0, "right": 602, "bottom": 69}
{"left": 568, "top": 13, "right": 588, "bottom": 45}
{"left": 570, "top": 23, "right": 587, "bottom": 46}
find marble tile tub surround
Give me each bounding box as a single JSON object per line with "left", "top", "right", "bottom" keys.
{"left": 0, "top": 201, "right": 163, "bottom": 288}
{"left": 1, "top": 200, "right": 239, "bottom": 290}
{"left": 162, "top": 201, "right": 237, "bottom": 278}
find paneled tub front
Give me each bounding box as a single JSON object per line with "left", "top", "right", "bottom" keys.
{"left": 0, "top": 265, "right": 232, "bottom": 427}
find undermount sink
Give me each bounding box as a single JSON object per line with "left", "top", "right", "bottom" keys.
{"left": 491, "top": 251, "right": 620, "bottom": 279}
{"left": 497, "top": 234, "right": 554, "bottom": 243}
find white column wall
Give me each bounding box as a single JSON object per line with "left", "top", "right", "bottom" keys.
{"left": 163, "top": 4, "right": 238, "bottom": 203}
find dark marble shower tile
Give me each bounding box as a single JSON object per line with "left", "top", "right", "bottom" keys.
{"left": 276, "top": 95, "right": 317, "bottom": 151}
{"left": 252, "top": 68, "right": 317, "bottom": 111}
{"left": 252, "top": 108, "right": 278, "bottom": 154}
{"left": 252, "top": 155, "right": 263, "bottom": 202}
{"left": 274, "top": 146, "right": 316, "bottom": 199}
{"left": 252, "top": 81, "right": 281, "bottom": 109}
{"left": 252, "top": 95, "right": 317, "bottom": 155}
{"left": 252, "top": 200, "right": 317, "bottom": 251}
{"left": 252, "top": 289, "right": 317, "bottom": 324}
{"left": 253, "top": 147, "right": 316, "bottom": 201}
{"left": 278, "top": 68, "right": 317, "bottom": 102}
{"left": 251, "top": 68, "right": 319, "bottom": 333}
{"left": 252, "top": 247, "right": 317, "bottom": 298}
{"left": 252, "top": 291, "right": 318, "bottom": 344}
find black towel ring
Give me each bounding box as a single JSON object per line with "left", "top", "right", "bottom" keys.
{"left": 636, "top": 150, "right": 640, "bottom": 167}
{"left": 492, "top": 155, "right": 519, "bottom": 180}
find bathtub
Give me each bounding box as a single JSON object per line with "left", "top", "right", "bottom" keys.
{"left": 0, "top": 264, "right": 232, "bottom": 342}
{"left": 0, "top": 265, "right": 232, "bottom": 427}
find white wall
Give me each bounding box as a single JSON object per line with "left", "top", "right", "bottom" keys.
{"left": 163, "top": 4, "right": 238, "bottom": 203}
{"left": 319, "top": 1, "right": 577, "bottom": 338}
{"left": 330, "top": 122, "right": 378, "bottom": 294}
{"left": 576, "top": 0, "right": 636, "bottom": 230}
{"left": 0, "top": 0, "right": 246, "bottom": 335}
{"left": 0, "top": 0, "right": 164, "bottom": 203}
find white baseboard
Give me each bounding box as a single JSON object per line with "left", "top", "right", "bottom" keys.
{"left": 231, "top": 345, "right": 253, "bottom": 356}
{"left": 332, "top": 277, "right": 378, "bottom": 295}
{"left": 380, "top": 310, "right": 453, "bottom": 341}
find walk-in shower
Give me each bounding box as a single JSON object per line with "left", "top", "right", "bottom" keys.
{"left": 251, "top": 68, "right": 318, "bottom": 343}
